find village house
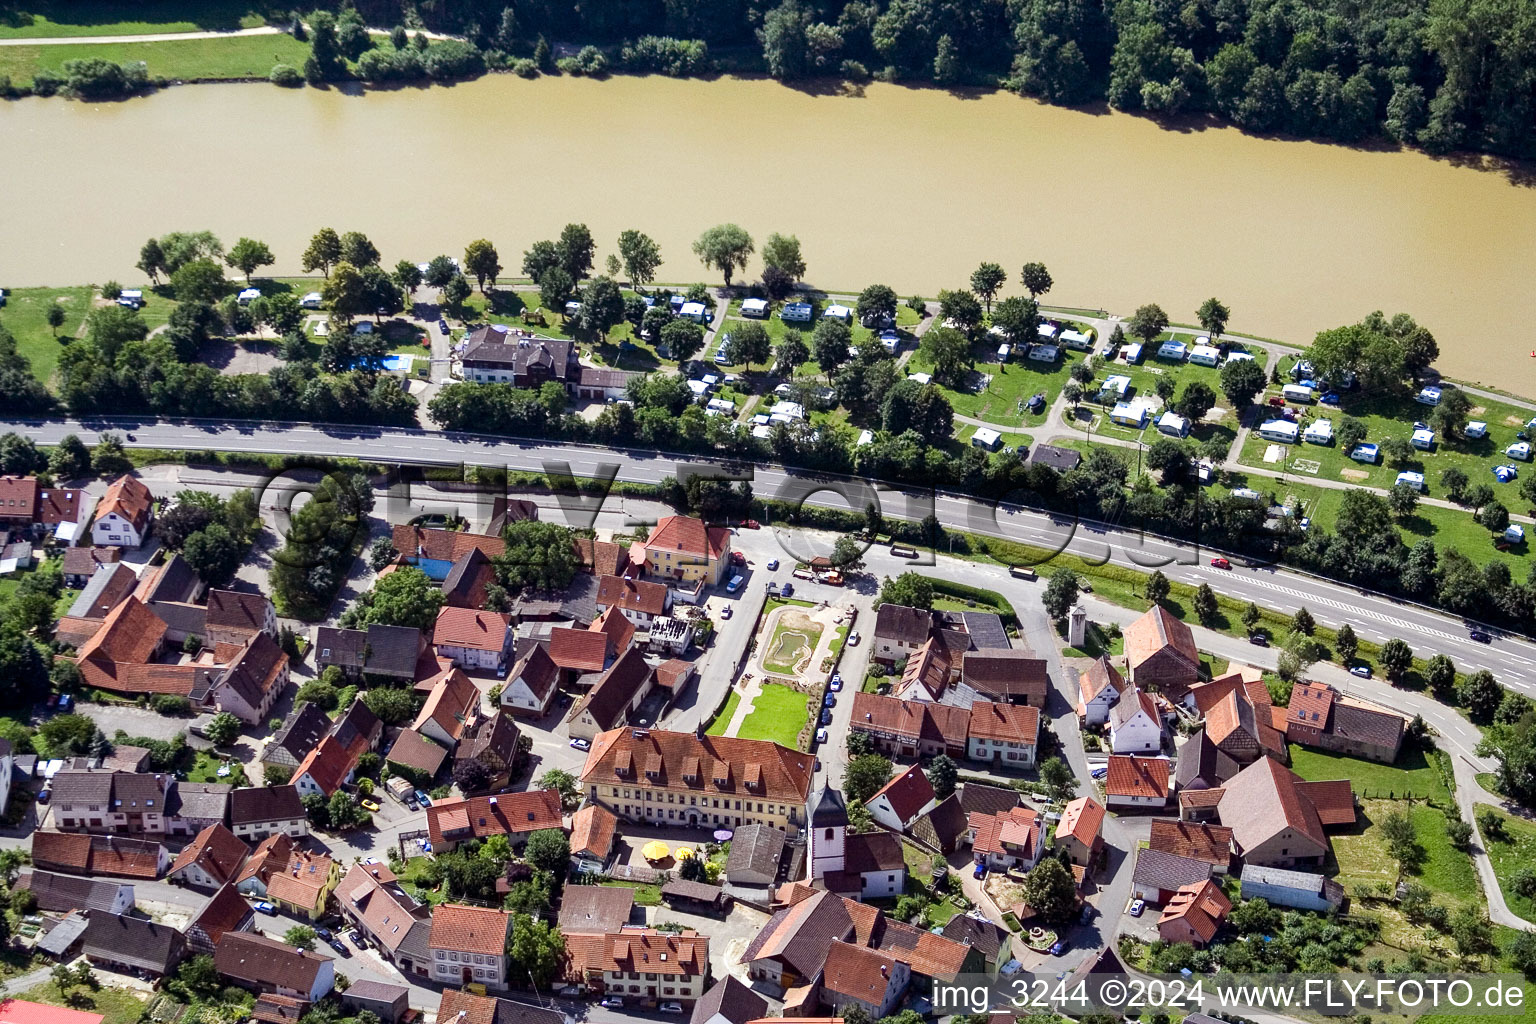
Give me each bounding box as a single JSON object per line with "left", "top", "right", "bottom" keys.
{"left": 424, "top": 790, "right": 564, "bottom": 852}
{"left": 17, "top": 871, "right": 134, "bottom": 917}
{"left": 560, "top": 886, "right": 635, "bottom": 939}
{"left": 460, "top": 329, "right": 579, "bottom": 387}
{"left": 235, "top": 833, "right": 295, "bottom": 897}
{"left": 639, "top": 515, "right": 732, "bottom": 587}
{"left": 569, "top": 804, "right": 620, "bottom": 872}
{"left": 1078, "top": 655, "right": 1128, "bottom": 725}
{"left": 960, "top": 650, "right": 1048, "bottom": 706}
{"left": 1132, "top": 848, "right": 1214, "bottom": 904}
{"left": 578, "top": 728, "right": 814, "bottom": 835}
{"left": 265, "top": 849, "right": 340, "bottom": 920}
{"left": 82, "top": 911, "right": 185, "bottom": 977}
{"left": 1054, "top": 796, "right": 1106, "bottom": 868}
{"left": 428, "top": 903, "right": 511, "bottom": 988}
{"left": 216, "top": 931, "right": 336, "bottom": 1002}
{"left": 51, "top": 770, "right": 172, "bottom": 834}
{"left": 1105, "top": 755, "right": 1172, "bottom": 811}
{"left": 1285, "top": 683, "right": 1407, "bottom": 764}
{"left": 499, "top": 643, "right": 560, "bottom": 717}
{"left": 413, "top": 666, "right": 481, "bottom": 749}
{"left": 91, "top": 475, "right": 154, "bottom": 548}
{"left": 60, "top": 546, "right": 120, "bottom": 588}
{"left": 263, "top": 704, "right": 333, "bottom": 770}
{"left": 434, "top": 607, "right": 514, "bottom": 672}
{"left": 568, "top": 647, "right": 658, "bottom": 742}
{"left": 210, "top": 632, "right": 290, "bottom": 725}
{"left": 849, "top": 692, "right": 968, "bottom": 759}
{"left": 335, "top": 862, "right": 432, "bottom": 979}
{"left": 966, "top": 804, "right": 1045, "bottom": 872}
{"left": 939, "top": 915, "right": 1014, "bottom": 973}
{"left": 384, "top": 728, "right": 448, "bottom": 784}
{"left": 204, "top": 589, "right": 279, "bottom": 646}
{"left": 1238, "top": 864, "right": 1346, "bottom": 913}
{"left": 1157, "top": 880, "right": 1231, "bottom": 947}
{"left": 168, "top": 823, "right": 249, "bottom": 890}
{"left": 725, "top": 823, "right": 791, "bottom": 888}
{"left": 185, "top": 882, "right": 257, "bottom": 954}
{"left": 291, "top": 735, "right": 362, "bottom": 800}
{"left": 1124, "top": 605, "right": 1201, "bottom": 702}
{"left": 1149, "top": 819, "right": 1233, "bottom": 874}
{"left": 1214, "top": 757, "right": 1354, "bottom": 868}
{"left": 820, "top": 942, "right": 908, "bottom": 1018}
{"left": 313, "top": 624, "right": 424, "bottom": 681}
{"left": 343, "top": 982, "right": 410, "bottom": 1024}
{"left": 691, "top": 977, "right": 768, "bottom": 1024}
{"left": 434, "top": 989, "right": 561, "bottom": 1024}
{"left": 966, "top": 701, "right": 1039, "bottom": 766}
{"left": 600, "top": 928, "right": 711, "bottom": 1004}
{"left": 1109, "top": 689, "right": 1163, "bottom": 754}
{"left": 228, "top": 785, "right": 308, "bottom": 841}
{"left": 69, "top": 596, "right": 207, "bottom": 699}
{"left": 866, "top": 764, "right": 936, "bottom": 832}
{"left": 32, "top": 831, "right": 170, "bottom": 880}
{"left": 390, "top": 524, "right": 506, "bottom": 580}
{"left": 0, "top": 475, "right": 92, "bottom": 542}
{"left": 595, "top": 574, "right": 672, "bottom": 627}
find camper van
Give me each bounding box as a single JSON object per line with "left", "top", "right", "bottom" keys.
{"left": 1281, "top": 383, "right": 1315, "bottom": 404}
{"left": 1258, "top": 420, "right": 1300, "bottom": 443}
{"left": 1188, "top": 345, "right": 1221, "bottom": 367}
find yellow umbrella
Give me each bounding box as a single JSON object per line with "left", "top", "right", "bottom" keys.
{"left": 642, "top": 840, "right": 671, "bottom": 861}
{"left": 674, "top": 847, "right": 695, "bottom": 860}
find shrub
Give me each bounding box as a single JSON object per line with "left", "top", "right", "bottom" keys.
{"left": 512, "top": 59, "right": 539, "bottom": 78}
{"left": 356, "top": 48, "right": 424, "bottom": 82}
{"left": 31, "top": 68, "right": 63, "bottom": 96}
{"left": 619, "top": 36, "right": 710, "bottom": 77}
{"left": 61, "top": 57, "right": 144, "bottom": 98}
{"left": 269, "top": 64, "right": 303, "bottom": 87}
{"left": 423, "top": 40, "right": 486, "bottom": 80}
{"left": 151, "top": 695, "right": 192, "bottom": 716}
{"left": 840, "top": 60, "right": 870, "bottom": 81}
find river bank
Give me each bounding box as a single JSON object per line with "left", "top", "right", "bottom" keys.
{"left": 3, "top": 74, "right": 1536, "bottom": 395}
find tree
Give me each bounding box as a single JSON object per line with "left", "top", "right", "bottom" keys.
{"left": 184, "top": 522, "right": 242, "bottom": 588}
{"left": 45, "top": 304, "right": 66, "bottom": 337}
{"left": 937, "top": 288, "right": 983, "bottom": 337}
{"left": 1193, "top": 583, "right": 1218, "bottom": 625}
{"left": 339, "top": 231, "right": 380, "bottom": 268}
{"left": 538, "top": 267, "right": 574, "bottom": 312}
{"left": 507, "top": 913, "right": 564, "bottom": 988}
{"left": 1381, "top": 809, "right": 1422, "bottom": 870}
{"left": 725, "top": 322, "right": 772, "bottom": 371}
{"left": 423, "top": 255, "right": 457, "bottom": 293}
{"left": 1241, "top": 602, "right": 1261, "bottom": 633}
{"left": 1128, "top": 303, "right": 1169, "bottom": 344}
{"left": 393, "top": 259, "right": 423, "bottom": 299}
{"left": 1381, "top": 435, "right": 1414, "bottom": 469}
{"left": 226, "top": 237, "right": 275, "bottom": 283}
{"left": 1380, "top": 637, "right": 1414, "bottom": 681}
{"left": 660, "top": 318, "right": 705, "bottom": 363}
{"left": 343, "top": 566, "right": 444, "bottom": 631}
{"left": 137, "top": 237, "right": 166, "bottom": 284}
{"left": 762, "top": 232, "right": 806, "bottom": 281}
{"left": 524, "top": 828, "right": 570, "bottom": 875}
{"left": 991, "top": 295, "right": 1040, "bottom": 347}
{"left": 284, "top": 926, "right": 317, "bottom": 951}
{"left": 302, "top": 228, "right": 342, "bottom": 277}
{"left": 1219, "top": 358, "right": 1267, "bottom": 407}
{"left": 970, "top": 262, "right": 1006, "bottom": 312}
{"left": 463, "top": 239, "right": 501, "bottom": 293}
{"left": 919, "top": 326, "right": 970, "bottom": 388}
{"left": 1021, "top": 856, "right": 1077, "bottom": 925}
{"left": 843, "top": 753, "right": 894, "bottom": 804}
{"left": 878, "top": 572, "right": 933, "bottom": 610}
{"left": 1175, "top": 381, "right": 1217, "bottom": 420}
{"left": 49, "top": 434, "right": 90, "bottom": 479}
{"left": 1442, "top": 466, "right": 1469, "bottom": 502}
{"left": 171, "top": 258, "right": 227, "bottom": 305}
{"left": 1335, "top": 624, "right": 1358, "bottom": 664}
{"left": 1457, "top": 669, "right": 1503, "bottom": 722}
{"left": 443, "top": 274, "right": 473, "bottom": 313}
{"left": 617, "top": 230, "right": 662, "bottom": 287}
{"left": 556, "top": 223, "right": 596, "bottom": 282}
{"left": 1478, "top": 500, "right": 1511, "bottom": 534}
{"left": 204, "top": 712, "right": 241, "bottom": 746}
{"left": 91, "top": 433, "right": 132, "bottom": 476}
{"left": 1338, "top": 417, "right": 1368, "bottom": 452}
{"left": 328, "top": 789, "right": 370, "bottom": 830}
{"left": 1466, "top": 483, "right": 1496, "bottom": 512}
{"left": 575, "top": 276, "right": 626, "bottom": 342}
{"left": 775, "top": 332, "right": 809, "bottom": 374}
{"left": 927, "top": 754, "right": 957, "bottom": 798}
{"left": 1039, "top": 756, "right": 1076, "bottom": 801}
{"left": 1145, "top": 570, "right": 1170, "bottom": 605}
{"left": 1019, "top": 262, "right": 1053, "bottom": 299}
{"left": 539, "top": 768, "right": 580, "bottom": 808}
{"left": 693, "top": 224, "right": 755, "bottom": 285}
{"left": 857, "top": 284, "right": 898, "bottom": 326}
{"left": 829, "top": 536, "right": 865, "bottom": 572}
{"left": 1510, "top": 930, "right": 1536, "bottom": 977}
{"left": 1291, "top": 606, "right": 1315, "bottom": 636}
{"left": 1042, "top": 568, "right": 1079, "bottom": 621}
{"left": 453, "top": 757, "right": 494, "bottom": 794}
{"left": 813, "top": 317, "right": 853, "bottom": 373}
{"left": 1196, "top": 297, "right": 1231, "bottom": 339}
{"left": 1445, "top": 815, "right": 1473, "bottom": 851}
{"left": 1384, "top": 481, "right": 1420, "bottom": 518}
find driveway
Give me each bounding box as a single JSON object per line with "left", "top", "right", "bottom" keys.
{"left": 76, "top": 701, "right": 189, "bottom": 741}
{"left": 644, "top": 902, "right": 769, "bottom": 984}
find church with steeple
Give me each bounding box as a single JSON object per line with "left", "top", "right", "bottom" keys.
{"left": 807, "top": 782, "right": 906, "bottom": 899}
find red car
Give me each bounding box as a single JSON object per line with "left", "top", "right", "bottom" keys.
{"left": 1210, "top": 557, "right": 1231, "bottom": 569}
{"left": 743, "top": 519, "right": 761, "bottom": 529}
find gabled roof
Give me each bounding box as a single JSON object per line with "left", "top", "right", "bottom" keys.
{"left": 362, "top": 624, "right": 423, "bottom": 677}
{"left": 1158, "top": 879, "right": 1231, "bottom": 943}
{"left": 589, "top": 605, "right": 636, "bottom": 654}
{"left": 93, "top": 475, "right": 153, "bottom": 531}
{"left": 961, "top": 650, "right": 1047, "bottom": 701}
{"left": 603, "top": 929, "right": 708, "bottom": 976}
{"left": 741, "top": 889, "right": 858, "bottom": 978}
{"left": 268, "top": 703, "right": 333, "bottom": 765}
{"left": 251, "top": 994, "right": 308, "bottom": 1024}
{"left": 644, "top": 515, "right": 727, "bottom": 560}
{"left": 1124, "top": 605, "right": 1199, "bottom": 672}
{"left": 569, "top": 804, "right": 619, "bottom": 860}
{"left": 458, "top": 711, "right": 521, "bottom": 768}
{"left": 595, "top": 574, "right": 669, "bottom": 617}
{"left": 507, "top": 643, "right": 561, "bottom": 703}
{"left": 442, "top": 548, "right": 496, "bottom": 608}
{"left": 335, "top": 863, "right": 428, "bottom": 957}
{"left": 1110, "top": 688, "right": 1159, "bottom": 731}
{"left": 958, "top": 782, "right": 1020, "bottom": 818}
{"left": 1175, "top": 728, "right": 1239, "bottom": 790}
{"left": 169, "top": 823, "right": 249, "bottom": 885}
{"left": 265, "top": 850, "right": 335, "bottom": 910}
{"left": 412, "top": 667, "right": 480, "bottom": 743}
{"left": 570, "top": 647, "right": 654, "bottom": 732}
{"left": 1057, "top": 796, "right": 1106, "bottom": 847}
{"left": 850, "top": 691, "right": 968, "bottom": 747}
{"left": 843, "top": 831, "right": 904, "bottom": 874}
{"left": 428, "top": 904, "right": 510, "bottom": 956}
{"left": 236, "top": 833, "right": 294, "bottom": 889}
{"left": 573, "top": 536, "right": 631, "bottom": 577}
{"left": 76, "top": 596, "right": 166, "bottom": 668}
{"left": 1287, "top": 682, "right": 1336, "bottom": 729}
{"left": 229, "top": 785, "right": 304, "bottom": 826}
{"left": 433, "top": 607, "right": 510, "bottom": 652}
{"left": 873, "top": 604, "right": 934, "bottom": 645}
{"left": 558, "top": 884, "right": 634, "bottom": 935}
{"left": 66, "top": 561, "right": 138, "bottom": 620}
{"left": 189, "top": 882, "right": 254, "bottom": 946}
{"left": 83, "top": 910, "right": 184, "bottom": 973}
{"left": 33, "top": 832, "right": 164, "bottom": 879}
{"left": 217, "top": 632, "right": 287, "bottom": 712}
{"left": 967, "top": 701, "right": 1039, "bottom": 745}
{"left": 425, "top": 790, "right": 563, "bottom": 847}
{"left": 216, "top": 931, "right": 330, "bottom": 991}
{"left": 873, "top": 917, "right": 973, "bottom": 979}
{"left": 15, "top": 870, "right": 129, "bottom": 915}
{"left": 61, "top": 546, "right": 120, "bottom": 578}
{"left": 968, "top": 806, "right": 1041, "bottom": 858}
{"left": 581, "top": 728, "right": 814, "bottom": 806}
{"left": 1216, "top": 756, "right": 1329, "bottom": 854}
{"left": 1295, "top": 780, "right": 1357, "bottom": 825}
{"left": 940, "top": 914, "right": 1011, "bottom": 961}
{"left": 548, "top": 626, "right": 609, "bottom": 673}
{"left": 1133, "top": 848, "right": 1214, "bottom": 893}
{"left": 899, "top": 637, "right": 952, "bottom": 700}
{"left": 1329, "top": 699, "right": 1406, "bottom": 752}
{"left": 1105, "top": 755, "right": 1171, "bottom": 799}
{"left": 691, "top": 976, "right": 768, "bottom": 1024}
{"left": 725, "top": 823, "right": 788, "bottom": 882}
{"left": 292, "top": 735, "right": 359, "bottom": 797}
{"left": 391, "top": 525, "right": 505, "bottom": 563}
{"left": 1148, "top": 820, "right": 1233, "bottom": 866}
{"left": 912, "top": 794, "right": 969, "bottom": 853}
{"left": 868, "top": 763, "right": 935, "bottom": 823}
{"left": 436, "top": 989, "right": 562, "bottom": 1024}
{"left": 821, "top": 941, "right": 898, "bottom": 1002}
{"left": 205, "top": 590, "right": 271, "bottom": 634}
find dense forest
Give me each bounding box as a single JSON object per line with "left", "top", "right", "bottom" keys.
{"left": 332, "top": 0, "right": 1536, "bottom": 159}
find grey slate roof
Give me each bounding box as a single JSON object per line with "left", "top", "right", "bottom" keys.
{"left": 1175, "top": 728, "right": 1239, "bottom": 790}
{"left": 266, "top": 703, "right": 333, "bottom": 766}
{"left": 959, "top": 782, "right": 1021, "bottom": 818}
{"left": 941, "top": 914, "right": 1011, "bottom": 962}
{"left": 724, "top": 823, "right": 787, "bottom": 885}
{"left": 912, "top": 793, "right": 969, "bottom": 853}
{"left": 364, "top": 624, "right": 422, "bottom": 678}
{"left": 1132, "top": 848, "right": 1213, "bottom": 893}
{"left": 171, "top": 781, "right": 234, "bottom": 822}
{"left": 690, "top": 976, "right": 768, "bottom": 1024}
{"left": 83, "top": 910, "right": 186, "bottom": 974}
{"left": 19, "top": 870, "right": 131, "bottom": 915}
{"left": 39, "top": 912, "right": 89, "bottom": 957}
{"left": 810, "top": 784, "right": 848, "bottom": 828}
{"left": 557, "top": 885, "right": 635, "bottom": 935}
{"left": 960, "top": 612, "right": 1012, "bottom": 651}
{"left": 843, "top": 831, "right": 903, "bottom": 874}
{"left": 229, "top": 785, "right": 304, "bottom": 826}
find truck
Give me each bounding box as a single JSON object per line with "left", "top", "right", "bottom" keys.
{"left": 1008, "top": 565, "right": 1037, "bottom": 581}
{"left": 890, "top": 544, "right": 917, "bottom": 558}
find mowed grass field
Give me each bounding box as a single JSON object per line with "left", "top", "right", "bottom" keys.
{"left": 734, "top": 682, "right": 810, "bottom": 749}
{"left": 0, "top": 1, "right": 271, "bottom": 38}
{"left": 1287, "top": 743, "right": 1450, "bottom": 802}
{"left": 0, "top": 285, "right": 94, "bottom": 388}
{"left": 1478, "top": 808, "right": 1536, "bottom": 925}
{"left": 0, "top": 31, "right": 314, "bottom": 84}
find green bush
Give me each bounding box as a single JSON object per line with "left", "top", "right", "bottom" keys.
{"left": 423, "top": 40, "right": 486, "bottom": 80}
{"left": 619, "top": 36, "right": 710, "bottom": 76}
{"left": 269, "top": 64, "right": 303, "bottom": 87}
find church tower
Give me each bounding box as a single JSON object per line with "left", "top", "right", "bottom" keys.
{"left": 808, "top": 783, "right": 847, "bottom": 879}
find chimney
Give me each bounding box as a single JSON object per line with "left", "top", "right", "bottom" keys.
{"left": 880, "top": 964, "right": 888, "bottom": 977}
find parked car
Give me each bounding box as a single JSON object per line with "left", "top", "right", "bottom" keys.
{"left": 820, "top": 709, "right": 832, "bottom": 726}
{"left": 36, "top": 789, "right": 49, "bottom": 804}
{"left": 1090, "top": 766, "right": 1108, "bottom": 779}
{"left": 823, "top": 694, "right": 836, "bottom": 708}
{"left": 315, "top": 927, "right": 333, "bottom": 941}
{"left": 720, "top": 606, "right": 732, "bottom": 619}
{"left": 830, "top": 677, "right": 842, "bottom": 691}
{"left": 361, "top": 799, "right": 380, "bottom": 813}
{"left": 1210, "top": 557, "right": 1231, "bottom": 569}
{"left": 58, "top": 694, "right": 73, "bottom": 712}
{"left": 405, "top": 797, "right": 419, "bottom": 811}
{"left": 570, "top": 737, "right": 591, "bottom": 751}
{"left": 414, "top": 790, "right": 432, "bottom": 807}
{"left": 254, "top": 901, "right": 276, "bottom": 916}
{"left": 1249, "top": 631, "right": 1270, "bottom": 647}
{"left": 1350, "top": 665, "right": 1373, "bottom": 678}
{"left": 781, "top": 583, "right": 794, "bottom": 597}
{"left": 348, "top": 929, "right": 364, "bottom": 945}
{"left": 1129, "top": 899, "right": 1145, "bottom": 918}
{"left": 973, "top": 864, "right": 988, "bottom": 880}
{"left": 848, "top": 631, "right": 860, "bottom": 646}
{"left": 767, "top": 558, "right": 780, "bottom": 570}
{"left": 815, "top": 727, "right": 828, "bottom": 744}
{"left": 1049, "top": 940, "right": 1068, "bottom": 956}
{"left": 600, "top": 999, "right": 624, "bottom": 1010}
{"left": 329, "top": 939, "right": 350, "bottom": 956}
{"left": 660, "top": 1003, "right": 684, "bottom": 1015}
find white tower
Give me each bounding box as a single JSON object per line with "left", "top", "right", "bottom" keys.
{"left": 808, "top": 784, "right": 847, "bottom": 880}
{"left": 1068, "top": 604, "right": 1088, "bottom": 647}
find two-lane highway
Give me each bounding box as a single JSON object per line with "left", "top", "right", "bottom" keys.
{"left": 10, "top": 416, "right": 1534, "bottom": 691}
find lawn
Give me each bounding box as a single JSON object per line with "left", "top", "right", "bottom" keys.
{"left": 908, "top": 343, "right": 1073, "bottom": 428}
{"left": 1478, "top": 808, "right": 1536, "bottom": 925}
{"left": 17, "top": 982, "right": 149, "bottom": 1024}
{"left": 1061, "top": 621, "right": 1125, "bottom": 659}
{"left": 958, "top": 425, "right": 1033, "bottom": 453}
{"left": 734, "top": 682, "right": 812, "bottom": 749}
{"left": 602, "top": 879, "right": 661, "bottom": 906}
{"left": 1330, "top": 800, "right": 1480, "bottom": 906}
{"left": 395, "top": 855, "right": 451, "bottom": 905}
{"left": 705, "top": 690, "right": 741, "bottom": 736}
{"left": 718, "top": 297, "right": 924, "bottom": 367}
{"left": 188, "top": 748, "right": 248, "bottom": 784}
{"left": 0, "top": 285, "right": 95, "bottom": 388}
{"left": 1287, "top": 744, "right": 1451, "bottom": 802}
{"left": 454, "top": 287, "right": 664, "bottom": 373}
{"left": 0, "top": 31, "right": 316, "bottom": 84}
{"left": 0, "top": 2, "right": 272, "bottom": 38}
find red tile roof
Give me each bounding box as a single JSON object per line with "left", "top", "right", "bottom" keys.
{"left": 1106, "top": 755, "right": 1171, "bottom": 798}
{"left": 850, "top": 692, "right": 968, "bottom": 748}
{"left": 94, "top": 475, "right": 153, "bottom": 532}
{"left": 428, "top": 904, "right": 510, "bottom": 957}
{"left": 1157, "top": 879, "right": 1231, "bottom": 943}
{"left": 412, "top": 667, "right": 480, "bottom": 742}
{"left": 602, "top": 929, "right": 708, "bottom": 976}
{"left": 0, "top": 476, "right": 39, "bottom": 519}
{"left": 580, "top": 728, "right": 814, "bottom": 807}
{"left": 1057, "top": 796, "right": 1105, "bottom": 848}
{"left": 76, "top": 596, "right": 166, "bottom": 666}
{"left": 292, "top": 735, "right": 360, "bottom": 798}
{"left": 433, "top": 608, "right": 510, "bottom": 652}
{"left": 595, "top": 574, "right": 669, "bottom": 617}
{"left": 425, "top": 790, "right": 563, "bottom": 847}
{"left": 645, "top": 515, "right": 727, "bottom": 560}
{"left": 569, "top": 805, "right": 618, "bottom": 860}
{"left": 548, "top": 626, "right": 609, "bottom": 673}
{"left": 265, "top": 850, "right": 335, "bottom": 911}
{"left": 968, "top": 806, "right": 1041, "bottom": 858}
{"left": 1148, "top": 820, "right": 1232, "bottom": 866}
{"left": 0, "top": 998, "right": 108, "bottom": 1024}
{"left": 589, "top": 606, "right": 636, "bottom": 654}
{"left": 1124, "top": 605, "right": 1199, "bottom": 671}
{"left": 1296, "top": 780, "right": 1357, "bottom": 826}
{"left": 38, "top": 487, "right": 88, "bottom": 526}
{"left": 967, "top": 701, "right": 1039, "bottom": 745}
{"left": 821, "top": 941, "right": 898, "bottom": 1002}
{"left": 573, "top": 537, "right": 630, "bottom": 577}
{"left": 169, "top": 823, "right": 249, "bottom": 885}
{"left": 391, "top": 525, "right": 505, "bottom": 563}
{"left": 869, "top": 763, "right": 935, "bottom": 823}
{"left": 1217, "top": 756, "right": 1328, "bottom": 853}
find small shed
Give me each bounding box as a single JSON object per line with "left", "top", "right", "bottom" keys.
{"left": 659, "top": 878, "right": 727, "bottom": 913}
{"left": 1239, "top": 864, "right": 1344, "bottom": 912}
{"left": 971, "top": 428, "right": 1003, "bottom": 451}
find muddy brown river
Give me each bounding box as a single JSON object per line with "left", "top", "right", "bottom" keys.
{"left": 4, "top": 75, "right": 1534, "bottom": 393}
